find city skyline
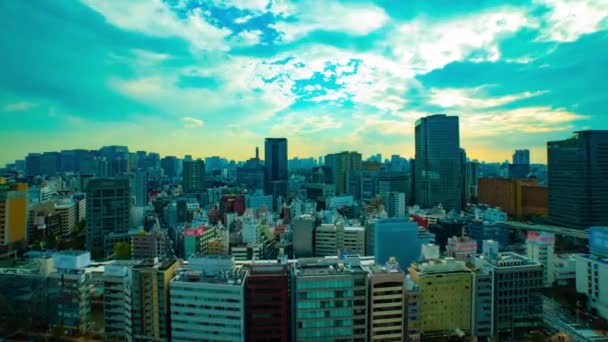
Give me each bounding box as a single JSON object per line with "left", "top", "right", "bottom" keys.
{"left": 1, "top": 1, "right": 607, "bottom": 165}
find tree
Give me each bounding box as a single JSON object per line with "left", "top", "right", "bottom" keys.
{"left": 113, "top": 241, "right": 131, "bottom": 260}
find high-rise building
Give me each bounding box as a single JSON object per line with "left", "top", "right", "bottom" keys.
{"left": 25, "top": 153, "right": 42, "bottom": 177}
{"left": 548, "top": 131, "right": 608, "bottom": 229}
{"left": 325, "top": 151, "right": 362, "bottom": 196}
{"left": 103, "top": 261, "right": 133, "bottom": 340}
{"left": 170, "top": 256, "right": 246, "bottom": 342}
{"left": 314, "top": 223, "right": 365, "bottom": 257}
{"left": 0, "top": 182, "right": 28, "bottom": 249}
{"left": 292, "top": 214, "right": 316, "bottom": 258}
{"left": 465, "top": 160, "right": 480, "bottom": 204}
{"left": 374, "top": 219, "right": 420, "bottom": 269}
{"left": 293, "top": 256, "right": 368, "bottom": 341}
{"left": 408, "top": 257, "right": 473, "bottom": 338}
{"left": 160, "top": 156, "right": 180, "bottom": 179}
{"left": 245, "top": 262, "right": 290, "bottom": 341}
{"left": 415, "top": 114, "right": 462, "bottom": 211}
{"left": 131, "top": 260, "right": 180, "bottom": 341}
{"left": 526, "top": 231, "right": 556, "bottom": 287}
{"left": 368, "top": 258, "right": 406, "bottom": 341}
{"left": 377, "top": 171, "right": 409, "bottom": 201}
{"left": 237, "top": 148, "right": 264, "bottom": 191}
{"left": 182, "top": 159, "right": 205, "bottom": 194}
{"left": 86, "top": 178, "right": 131, "bottom": 255}
{"left": 513, "top": 149, "right": 530, "bottom": 165}
{"left": 471, "top": 247, "right": 544, "bottom": 340}
{"left": 264, "top": 138, "right": 288, "bottom": 207}
{"left": 385, "top": 192, "right": 406, "bottom": 218}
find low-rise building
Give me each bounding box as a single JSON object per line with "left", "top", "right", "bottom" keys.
{"left": 368, "top": 258, "right": 405, "bottom": 341}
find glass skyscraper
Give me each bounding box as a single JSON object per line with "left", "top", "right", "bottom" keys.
{"left": 264, "top": 138, "right": 288, "bottom": 207}
{"left": 414, "top": 114, "right": 463, "bottom": 211}
{"left": 548, "top": 130, "right": 608, "bottom": 229}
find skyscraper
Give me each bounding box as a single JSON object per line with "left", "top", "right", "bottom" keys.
{"left": 85, "top": 178, "right": 131, "bottom": 255}
{"left": 264, "top": 138, "right": 288, "bottom": 207}
{"left": 513, "top": 149, "right": 530, "bottom": 165}
{"left": 548, "top": 131, "right": 608, "bottom": 229}
{"left": 182, "top": 159, "right": 205, "bottom": 194}
{"left": 325, "top": 151, "right": 362, "bottom": 195}
{"left": 415, "top": 114, "right": 463, "bottom": 211}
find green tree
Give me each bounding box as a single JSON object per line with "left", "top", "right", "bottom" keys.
{"left": 113, "top": 242, "right": 131, "bottom": 260}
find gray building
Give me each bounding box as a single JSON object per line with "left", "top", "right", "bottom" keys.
{"left": 325, "top": 151, "right": 362, "bottom": 196}
{"left": 182, "top": 159, "right": 205, "bottom": 194}
{"left": 170, "top": 256, "right": 246, "bottom": 342}
{"left": 161, "top": 156, "right": 181, "bottom": 180}
{"left": 548, "top": 131, "right": 608, "bottom": 229}
{"left": 292, "top": 214, "right": 316, "bottom": 258}
{"left": 86, "top": 178, "right": 131, "bottom": 255}
{"left": 471, "top": 247, "right": 543, "bottom": 340}
{"left": 415, "top": 114, "right": 462, "bottom": 211}
{"left": 264, "top": 138, "right": 288, "bottom": 207}
{"left": 293, "top": 256, "right": 368, "bottom": 341}
{"left": 377, "top": 171, "right": 410, "bottom": 201}
{"left": 237, "top": 149, "right": 264, "bottom": 191}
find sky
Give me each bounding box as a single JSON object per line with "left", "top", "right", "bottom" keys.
{"left": 1, "top": 0, "right": 607, "bottom": 165}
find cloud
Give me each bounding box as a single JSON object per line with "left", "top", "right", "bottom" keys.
{"left": 429, "top": 88, "right": 546, "bottom": 109}
{"left": 536, "top": 0, "right": 608, "bottom": 42}
{"left": 81, "top": 0, "right": 232, "bottom": 51}
{"left": 182, "top": 116, "right": 204, "bottom": 128}
{"left": 2, "top": 101, "right": 35, "bottom": 112}
{"left": 273, "top": 1, "right": 389, "bottom": 42}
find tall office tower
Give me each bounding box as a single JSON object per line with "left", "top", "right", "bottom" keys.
{"left": 409, "top": 158, "right": 416, "bottom": 205}
{"left": 264, "top": 138, "right": 288, "bottom": 207}
{"left": 292, "top": 214, "right": 316, "bottom": 258}
{"left": 325, "top": 151, "right": 362, "bottom": 195}
{"left": 131, "top": 260, "right": 180, "bottom": 341}
{"left": 548, "top": 131, "right": 608, "bottom": 229}
{"left": 103, "top": 261, "right": 133, "bottom": 340}
{"left": 471, "top": 247, "right": 543, "bottom": 340}
{"left": 526, "top": 231, "right": 555, "bottom": 287}
{"left": 408, "top": 257, "right": 473, "bottom": 339}
{"left": 466, "top": 160, "right": 480, "bottom": 204}
{"left": 25, "top": 152, "right": 42, "bottom": 177}
{"left": 132, "top": 169, "right": 148, "bottom": 207}
{"left": 237, "top": 148, "right": 265, "bottom": 191}
{"left": 0, "top": 182, "right": 28, "bottom": 249}
{"left": 576, "top": 227, "right": 608, "bottom": 320}
{"left": 171, "top": 256, "right": 246, "bottom": 342}
{"left": 374, "top": 218, "right": 420, "bottom": 268}
{"left": 513, "top": 149, "right": 530, "bottom": 165}
{"left": 161, "top": 156, "right": 180, "bottom": 179}
{"left": 368, "top": 258, "right": 406, "bottom": 341}
{"left": 510, "top": 149, "right": 531, "bottom": 179}
{"left": 414, "top": 114, "right": 462, "bottom": 211}
{"left": 245, "top": 263, "right": 290, "bottom": 341}
{"left": 314, "top": 223, "right": 365, "bottom": 257}
{"left": 294, "top": 256, "right": 368, "bottom": 341}
{"left": 182, "top": 158, "right": 205, "bottom": 194}
{"left": 86, "top": 178, "right": 131, "bottom": 255}
{"left": 385, "top": 192, "right": 406, "bottom": 218}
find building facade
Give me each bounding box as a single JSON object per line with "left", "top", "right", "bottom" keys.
{"left": 414, "top": 114, "right": 462, "bottom": 211}
{"left": 264, "top": 138, "right": 288, "bottom": 207}
{"left": 182, "top": 159, "right": 205, "bottom": 194}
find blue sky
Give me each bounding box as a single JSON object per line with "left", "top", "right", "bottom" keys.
{"left": 1, "top": 0, "right": 607, "bottom": 165}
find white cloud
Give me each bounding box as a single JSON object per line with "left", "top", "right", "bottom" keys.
{"left": 81, "top": 0, "right": 231, "bottom": 51}
{"left": 182, "top": 116, "right": 204, "bottom": 128}
{"left": 429, "top": 88, "right": 546, "bottom": 109}
{"left": 2, "top": 102, "right": 35, "bottom": 112}
{"left": 462, "top": 106, "right": 587, "bottom": 137}
{"left": 389, "top": 8, "right": 534, "bottom": 73}
{"left": 270, "top": 113, "right": 343, "bottom": 135}
{"left": 536, "top": 0, "right": 608, "bottom": 42}
{"left": 228, "top": 30, "right": 263, "bottom": 46}
{"left": 273, "top": 1, "right": 389, "bottom": 42}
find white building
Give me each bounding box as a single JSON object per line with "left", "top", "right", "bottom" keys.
{"left": 526, "top": 231, "right": 555, "bottom": 287}
{"left": 170, "top": 256, "right": 246, "bottom": 342}
{"left": 576, "top": 227, "right": 608, "bottom": 320}
{"left": 103, "top": 261, "right": 133, "bottom": 341}
{"left": 314, "top": 223, "right": 365, "bottom": 257}
{"left": 326, "top": 195, "right": 354, "bottom": 211}
{"left": 385, "top": 192, "right": 406, "bottom": 218}
{"left": 242, "top": 220, "right": 259, "bottom": 244}
{"left": 446, "top": 236, "right": 477, "bottom": 261}
{"left": 554, "top": 254, "right": 577, "bottom": 286}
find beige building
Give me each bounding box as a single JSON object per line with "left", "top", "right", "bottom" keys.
{"left": 408, "top": 257, "right": 473, "bottom": 339}
{"left": 314, "top": 222, "right": 365, "bottom": 257}
{"left": 325, "top": 151, "right": 362, "bottom": 195}
{"left": 369, "top": 258, "right": 405, "bottom": 341}
{"left": 55, "top": 199, "right": 77, "bottom": 236}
